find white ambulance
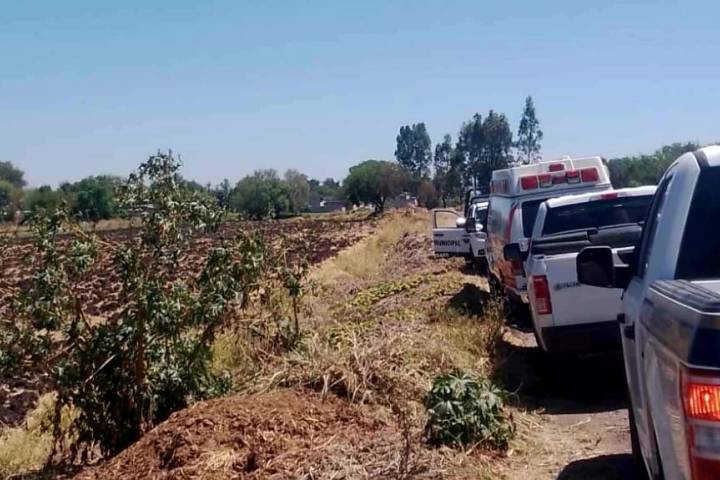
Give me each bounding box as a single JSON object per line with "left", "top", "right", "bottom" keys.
{"left": 486, "top": 156, "right": 612, "bottom": 303}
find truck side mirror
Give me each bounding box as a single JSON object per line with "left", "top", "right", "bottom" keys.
{"left": 455, "top": 217, "right": 467, "bottom": 229}
{"left": 465, "top": 217, "right": 477, "bottom": 233}
{"left": 503, "top": 243, "right": 523, "bottom": 262}
{"left": 577, "top": 247, "right": 632, "bottom": 289}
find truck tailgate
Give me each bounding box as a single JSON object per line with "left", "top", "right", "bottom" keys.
{"left": 542, "top": 251, "right": 624, "bottom": 327}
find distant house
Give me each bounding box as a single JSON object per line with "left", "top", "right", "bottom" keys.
{"left": 308, "top": 197, "right": 346, "bottom": 213}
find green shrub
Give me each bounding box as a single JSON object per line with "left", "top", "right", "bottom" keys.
{"left": 424, "top": 370, "right": 513, "bottom": 449}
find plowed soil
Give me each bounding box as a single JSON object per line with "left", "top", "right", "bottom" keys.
{"left": 0, "top": 216, "right": 376, "bottom": 429}
{"left": 74, "top": 389, "right": 436, "bottom": 480}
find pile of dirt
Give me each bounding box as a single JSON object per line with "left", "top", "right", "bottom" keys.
{"left": 74, "top": 389, "right": 441, "bottom": 480}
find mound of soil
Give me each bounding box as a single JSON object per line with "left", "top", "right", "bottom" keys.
{"left": 75, "top": 389, "right": 421, "bottom": 480}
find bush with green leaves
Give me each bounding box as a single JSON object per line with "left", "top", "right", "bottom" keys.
{"left": 424, "top": 370, "right": 513, "bottom": 449}
{"left": 0, "top": 152, "right": 303, "bottom": 462}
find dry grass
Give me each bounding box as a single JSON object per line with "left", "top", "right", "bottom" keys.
{"left": 0, "top": 394, "right": 56, "bottom": 478}
{"left": 214, "top": 210, "right": 505, "bottom": 403}
{"left": 312, "top": 209, "right": 426, "bottom": 284}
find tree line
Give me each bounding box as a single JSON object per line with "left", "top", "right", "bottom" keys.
{"left": 0, "top": 163, "right": 342, "bottom": 221}
{"left": 344, "top": 96, "right": 544, "bottom": 211}
{"left": 0, "top": 98, "right": 707, "bottom": 221}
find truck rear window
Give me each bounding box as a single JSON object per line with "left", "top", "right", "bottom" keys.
{"left": 521, "top": 199, "right": 546, "bottom": 237}
{"left": 542, "top": 195, "right": 653, "bottom": 236}
{"left": 676, "top": 167, "right": 720, "bottom": 280}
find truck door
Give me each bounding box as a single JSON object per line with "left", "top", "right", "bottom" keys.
{"left": 622, "top": 174, "right": 673, "bottom": 474}
{"left": 431, "top": 209, "right": 470, "bottom": 257}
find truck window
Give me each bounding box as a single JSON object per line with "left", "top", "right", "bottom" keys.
{"left": 542, "top": 196, "right": 653, "bottom": 236}
{"left": 636, "top": 175, "right": 673, "bottom": 277}
{"left": 475, "top": 207, "right": 488, "bottom": 225}
{"left": 521, "top": 199, "right": 546, "bottom": 238}
{"left": 676, "top": 167, "right": 720, "bottom": 279}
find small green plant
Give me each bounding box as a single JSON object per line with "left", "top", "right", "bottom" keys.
{"left": 424, "top": 370, "right": 513, "bottom": 449}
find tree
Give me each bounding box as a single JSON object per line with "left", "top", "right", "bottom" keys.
{"left": 480, "top": 111, "right": 514, "bottom": 184}
{"left": 0, "top": 161, "right": 26, "bottom": 188}
{"left": 395, "top": 123, "right": 432, "bottom": 178}
{"left": 417, "top": 180, "right": 439, "bottom": 209}
{"left": 229, "top": 169, "right": 290, "bottom": 219}
{"left": 59, "top": 175, "right": 121, "bottom": 221}
{"left": 608, "top": 141, "right": 700, "bottom": 187}
{"left": 284, "top": 169, "right": 310, "bottom": 213}
{"left": 343, "top": 160, "right": 407, "bottom": 212}
{"left": 515, "top": 96, "right": 543, "bottom": 164}
{"left": 432, "top": 134, "right": 463, "bottom": 206}
{"left": 456, "top": 114, "right": 484, "bottom": 187}
{"left": 22, "top": 185, "right": 64, "bottom": 212}
{"left": 212, "top": 179, "right": 232, "bottom": 208}
{"left": 457, "top": 111, "right": 513, "bottom": 189}
{"left": 0, "top": 180, "right": 21, "bottom": 220}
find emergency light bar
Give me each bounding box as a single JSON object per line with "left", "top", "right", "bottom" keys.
{"left": 519, "top": 167, "right": 600, "bottom": 191}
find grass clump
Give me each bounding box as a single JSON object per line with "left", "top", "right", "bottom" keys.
{"left": 0, "top": 394, "right": 76, "bottom": 478}
{"left": 424, "top": 370, "right": 513, "bottom": 450}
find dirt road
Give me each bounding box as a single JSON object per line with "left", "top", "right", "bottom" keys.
{"left": 500, "top": 327, "right": 645, "bottom": 479}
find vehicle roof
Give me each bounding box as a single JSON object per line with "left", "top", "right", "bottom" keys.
{"left": 694, "top": 145, "right": 720, "bottom": 167}
{"left": 544, "top": 186, "right": 657, "bottom": 209}
{"left": 489, "top": 155, "right": 610, "bottom": 197}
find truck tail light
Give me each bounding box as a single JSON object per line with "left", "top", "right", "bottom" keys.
{"left": 682, "top": 368, "right": 720, "bottom": 480}
{"left": 511, "top": 260, "right": 524, "bottom": 276}
{"left": 580, "top": 167, "right": 599, "bottom": 182}
{"left": 531, "top": 275, "right": 552, "bottom": 315}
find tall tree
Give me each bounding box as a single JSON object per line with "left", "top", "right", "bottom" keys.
{"left": 395, "top": 123, "right": 432, "bottom": 178}
{"left": 284, "top": 169, "right": 311, "bottom": 213}
{"left": 456, "top": 114, "right": 484, "bottom": 187}
{"left": 456, "top": 111, "right": 513, "bottom": 189}
{"left": 0, "top": 161, "right": 26, "bottom": 188}
{"left": 343, "top": 160, "right": 407, "bottom": 212}
{"left": 433, "top": 134, "right": 463, "bottom": 206}
{"left": 515, "top": 96, "right": 543, "bottom": 164}
{"left": 480, "top": 111, "right": 514, "bottom": 184}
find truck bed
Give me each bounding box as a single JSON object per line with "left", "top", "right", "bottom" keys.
{"left": 531, "top": 224, "right": 642, "bottom": 256}
{"left": 645, "top": 280, "right": 720, "bottom": 368}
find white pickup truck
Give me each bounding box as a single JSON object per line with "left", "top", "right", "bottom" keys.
{"left": 432, "top": 192, "right": 488, "bottom": 270}
{"left": 504, "top": 187, "right": 655, "bottom": 354}
{"left": 577, "top": 146, "right": 720, "bottom": 479}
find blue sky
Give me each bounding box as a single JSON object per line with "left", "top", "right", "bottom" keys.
{"left": 2, "top": 1, "right": 719, "bottom": 186}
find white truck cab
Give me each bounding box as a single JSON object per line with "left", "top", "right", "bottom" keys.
{"left": 486, "top": 156, "right": 612, "bottom": 302}
{"left": 514, "top": 186, "right": 655, "bottom": 354}
{"left": 577, "top": 146, "right": 720, "bottom": 479}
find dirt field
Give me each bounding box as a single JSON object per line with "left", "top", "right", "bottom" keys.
{"left": 1, "top": 210, "right": 641, "bottom": 479}
{"left": 0, "top": 215, "right": 376, "bottom": 429}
